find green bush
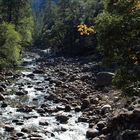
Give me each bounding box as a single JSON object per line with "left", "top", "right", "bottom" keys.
{"left": 95, "top": 0, "right": 140, "bottom": 95}
{"left": 0, "top": 22, "right": 21, "bottom": 68}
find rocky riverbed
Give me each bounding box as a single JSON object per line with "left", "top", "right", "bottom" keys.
{"left": 0, "top": 50, "right": 140, "bottom": 140}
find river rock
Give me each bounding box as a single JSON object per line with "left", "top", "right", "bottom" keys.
{"left": 82, "top": 64, "right": 91, "bottom": 72}
{"left": 80, "top": 93, "right": 88, "bottom": 99}
{"left": 21, "top": 128, "right": 30, "bottom": 133}
{"left": 36, "top": 108, "right": 45, "bottom": 114}
{"left": 34, "top": 87, "right": 44, "bottom": 91}
{"left": 4, "top": 125, "right": 14, "bottom": 132}
{"left": 97, "top": 121, "right": 106, "bottom": 130}
{"left": 80, "top": 74, "right": 91, "bottom": 81}
{"left": 101, "top": 104, "right": 112, "bottom": 114}
{"left": 75, "top": 106, "right": 81, "bottom": 112}
{"left": 96, "top": 72, "right": 115, "bottom": 86}
{"left": 50, "top": 79, "right": 63, "bottom": 86}
{"left": 65, "top": 105, "right": 71, "bottom": 112}
{"left": 90, "top": 98, "right": 99, "bottom": 105}
{"left": 55, "top": 115, "right": 69, "bottom": 123}
{"left": 1, "top": 102, "right": 8, "bottom": 107}
{"left": 27, "top": 73, "right": 35, "bottom": 78}
{"left": 78, "top": 116, "right": 88, "bottom": 122}
{"left": 59, "top": 71, "right": 68, "bottom": 77}
{"left": 45, "top": 93, "right": 57, "bottom": 101}
{"left": 17, "top": 106, "right": 32, "bottom": 113}
{"left": 1, "top": 84, "right": 7, "bottom": 89}
{"left": 16, "top": 132, "right": 24, "bottom": 137}
{"left": 0, "top": 93, "right": 5, "bottom": 101}
{"left": 86, "top": 128, "right": 99, "bottom": 138}
{"left": 5, "top": 71, "right": 13, "bottom": 76}
{"left": 33, "top": 69, "right": 45, "bottom": 74}
{"left": 0, "top": 86, "right": 5, "bottom": 92}
{"left": 39, "top": 121, "right": 49, "bottom": 126}
{"left": 133, "top": 108, "right": 140, "bottom": 115}
{"left": 81, "top": 99, "right": 90, "bottom": 109}
{"left": 16, "top": 91, "right": 27, "bottom": 96}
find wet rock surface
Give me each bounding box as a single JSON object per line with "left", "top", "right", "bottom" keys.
{"left": 0, "top": 49, "right": 140, "bottom": 140}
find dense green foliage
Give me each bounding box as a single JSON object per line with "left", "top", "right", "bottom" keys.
{"left": 95, "top": 0, "right": 140, "bottom": 94}
{"left": 0, "top": 22, "right": 21, "bottom": 68}
{"left": 40, "top": 0, "right": 103, "bottom": 54}
{"left": 0, "top": 0, "right": 33, "bottom": 68}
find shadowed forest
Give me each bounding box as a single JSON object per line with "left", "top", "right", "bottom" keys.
{"left": 0, "top": 0, "right": 140, "bottom": 140}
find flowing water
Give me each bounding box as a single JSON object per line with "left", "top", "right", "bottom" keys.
{"left": 0, "top": 52, "right": 88, "bottom": 140}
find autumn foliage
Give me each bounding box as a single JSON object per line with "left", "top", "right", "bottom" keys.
{"left": 77, "top": 24, "right": 96, "bottom": 36}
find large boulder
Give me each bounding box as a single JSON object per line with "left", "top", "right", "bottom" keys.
{"left": 96, "top": 72, "right": 115, "bottom": 86}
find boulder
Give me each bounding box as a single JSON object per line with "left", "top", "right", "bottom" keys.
{"left": 86, "top": 128, "right": 99, "bottom": 138}
{"left": 96, "top": 72, "right": 115, "bottom": 86}
{"left": 4, "top": 125, "right": 14, "bottom": 132}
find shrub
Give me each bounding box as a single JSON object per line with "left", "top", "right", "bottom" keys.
{"left": 0, "top": 22, "right": 21, "bottom": 68}
{"left": 95, "top": 0, "right": 140, "bottom": 95}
